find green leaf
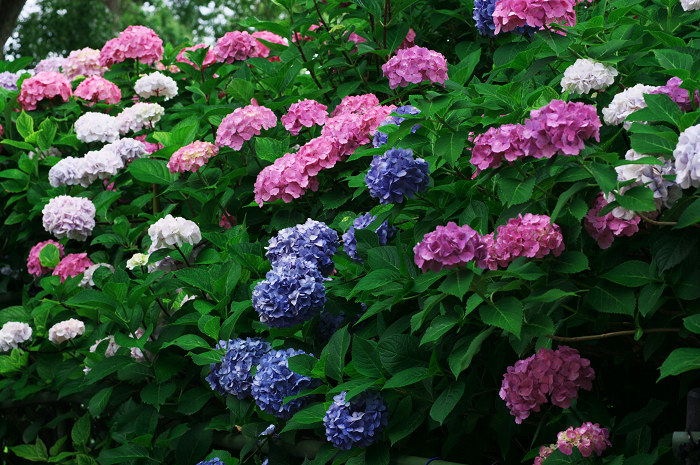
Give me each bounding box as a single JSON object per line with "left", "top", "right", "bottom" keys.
{"left": 71, "top": 414, "right": 90, "bottom": 449}
{"left": 322, "top": 326, "right": 350, "bottom": 381}
{"left": 281, "top": 403, "right": 329, "bottom": 433}
{"left": 162, "top": 334, "right": 211, "bottom": 350}
{"left": 553, "top": 251, "right": 589, "bottom": 274}
{"left": 128, "top": 158, "right": 177, "bottom": 185}
{"left": 383, "top": 367, "right": 430, "bottom": 389}
{"left": 638, "top": 282, "right": 665, "bottom": 317}
{"left": 629, "top": 130, "right": 676, "bottom": 156}
{"left": 16, "top": 111, "right": 34, "bottom": 139}
{"left": 601, "top": 260, "right": 655, "bottom": 287}
{"left": 684, "top": 315, "right": 700, "bottom": 334}
{"left": 352, "top": 337, "right": 384, "bottom": 378}
{"left": 585, "top": 284, "right": 636, "bottom": 315}
{"left": 177, "top": 388, "right": 211, "bottom": 415}
{"left": 479, "top": 297, "right": 523, "bottom": 338}
{"left": 388, "top": 399, "right": 427, "bottom": 445}
{"left": 551, "top": 182, "right": 587, "bottom": 222}
{"left": 420, "top": 314, "right": 458, "bottom": 346}
{"left": 448, "top": 327, "right": 494, "bottom": 378}
{"left": 98, "top": 444, "right": 150, "bottom": 465}
{"left": 654, "top": 49, "right": 693, "bottom": 71}
{"left": 140, "top": 382, "right": 177, "bottom": 411}
{"left": 626, "top": 93, "right": 683, "bottom": 128}
{"left": 352, "top": 269, "right": 400, "bottom": 295}
{"left": 434, "top": 132, "right": 466, "bottom": 167}
{"left": 39, "top": 244, "right": 60, "bottom": 268}
{"left": 524, "top": 289, "right": 577, "bottom": 303}
{"left": 429, "top": 381, "right": 465, "bottom": 425}
{"left": 378, "top": 334, "right": 427, "bottom": 374}
{"left": 438, "top": 269, "right": 473, "bottom": 300}
{"left": 10, "top": 441, "right": 48, "bottom": 462}
{"left": 589, "top": 162, "right": 618, "bottom": 193}
{"left": 658, "top": 348, "right": 700, "bottom": 380}
{"left": 676, "top": 198, "right": 700, "bottom": 228}
{"left": 255, "top": 137, "right": 288, "bottom": 163}
{"left": 497, "top": 176, "right": 535, "bottom": 207}
{"left": 615, "top": 186, "right": 657, "bottom": 212}
{"left": 88, "top": 387, "right": 112, "bottom": 417}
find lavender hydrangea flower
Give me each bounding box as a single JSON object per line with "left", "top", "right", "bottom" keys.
{"left": 474, "top": 0, "right": 497, "bottom": 36}
{"left": 206, "top": 338, "right": 271, "bottom": 398}
{"left": 103, "top": 138, "right": 148, "bottom": 162}
{"left": 252, "top": 257, "right": 326, "bottom": 328}
{"left": 265, "top": 219, "right": 339, "bottom": 276}
{"left": 48, "top": 157, "right": 85, "bottom": 187}
{"left": 342, "top": 213, "right": 394, "bottom": 261}
{"left": 372, "top": 105, "right": 421, "bottom": 148}
{"left": 323, "top": 391, "right": 388, "bottom": 450}
{"left": 365, "top": 147, "right": 430, "bottom": 205}
{"left": 0, "top": 71, "right": 19, "bottom": 91}
{"left": 251, "top": 348, "right": 318, "bottom": 419}
{"left": 42, "top": 195, "right": 96, "bottom": 241}
{"left": 674, "top": 124, "right": 700, "bottom": 189}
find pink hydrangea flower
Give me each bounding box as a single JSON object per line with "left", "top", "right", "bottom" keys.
{"left": 295, "top": 136, "right": 343, "bottom": 176}
{"left": 470, "top": 124, "right": 528, "bottom": 173}
{"left": 413, "top": 222, "right": 483, "bottom": 272}
{"left": 382, "top": 46, "right": 448, "bottom": 89}
{"left": 220, "top": 213, "right": 236, "bottom": 229}
{"left": 253, "top": 153, "right": 319, "bottom": 206}
{"left": 176, "top": 44, "right": 216, "bottom": 70}
{"left": 500, "top": 346, "right": 595, "bottom": 424}
{"left": 361, "top": 104, "right": 398, "bottom": 136}
{"left": 18, "top": 72, "right": 72, "bottom": 111}
{"left": 252, "top": 31, "right": 288, "bottom": 62}
{"left": 99, "top": 26, "right": 164, "bottom": 67}
{"left": 650, "top": 77, "right": 700, "bottom": 112}
{"left": 583, "top": 193, "right": 640, "bottom": 249}
{"left": 215, "top": 104, "right": 277, "bottom": 151}
{"left": 321, "top": 113, "right": 368, "bottom": 156}
{"left": 214, "top": 31, "right": 261, "bottom": 63}
{"left": 74, "top": 76, "right": 121, "bottom": 105}
{"left": 493, "top": 0, "right": 576, "bottom": 33}
{"left": 330, "top": 94, "right": 380, "bottom": 117}
{"left": 557, "top": 422, "right": 611, "bottom": 458}
{"left": 167, "top": 141, "right": 219, "bottom": 173}
{"left": 135, "top": 135, "right": 164, "bottom": 154}
{"left": 398, "top": 29, "right": 416, "bottom": 49}
{"left": 292, "top": 24, "right": 321, "bottom": 42}
{"left": 52, "top": 253, "right": 94, "bottom": 282}
{"left": 27, "top": 240, "right": 65, "bottom": 277}
{"left": 63, "top": 48, "right": 107, "bottom": 80}
{"left": 281, "top": 99, "right": 329, "bottom": 135}
{"left": 346, "top": 32, "right": 367, "bottom": 53}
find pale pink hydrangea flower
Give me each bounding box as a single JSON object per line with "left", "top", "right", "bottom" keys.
{"left": 295, "top": 136, "right": 343, "bottom": 176}
{"left": 134, "top": 72, "right": 178, "bottom": 100}
{"left": 291, "top": 24, "right": 321, "bottom": 43}
{"left": 90, "top": 335, "right": 120, "bottom": 357}
{"left": 27, "top": 240, "right": 65, "bottom": 277}
{"left": 252, "top": 31, "right": 288, "bottom": 62}
{"left": 413, "top": 222, "right": 483, "bottom": 272}
{"left": 34, "top": 57, "right": 65, "bottom": 74}
{"left": 48, "top": 318, "right": 85, "bottom": 344}
{"left": 42, "top": 195, "right": 96, "bottom": 241}
{"left": 253, "top": 153, "right": 319, "bottom": 206}
{"left": 116, "top": 102, "right": 165, "bottom": 134}
{"left": 167, "top": 141, "right": 219, "bottom": 173}
{"left": 398, "top": 29, "right": 416, "bottom": 49}
{"left": 382, "top": 46, "right": 448, "bottom": 89}
{"left": 63, "top": 48, "right": 107, "bottom": 80}
{"left": 18, "top": 71, "right": 72, "bottom": 110}
{"left": 215, "top": 104, "right": 277, "bottom": 150}
{"left": 0, "top": 322, "right": 33, "bottom": 352}
{"left": 281, "top": 99, "right": 328, "bottom": 135}
{"left": 361, "top": 104, "right": 398, "bottom": 136}
{"left": 330, "top": 94, "right": 380, "bottom": 117}
{"left": 493, "top": 0, "right": 576, "bottom": 33}
{"left": 470, "top": 124, "right": 528, "bottom": 174}
{"left": 74, "top": 76, "right": 121, "bottom": 105}
{"left": 584, "top": 192, "right": 640, "bottom": 249}
{"left": 214, "top": 31, "right": 261, "bottom": 63}
{"left": 535, "top": 422, "right": 611, "bottom": 464}
{"left": 176, "top": 44, "right": 216, "bottom": 70}
{"left": 135, "top": 134, "right": 164, "bottom": 154}
{"left": 52, "top": 253, "right": 94, "bottom": 282}
{"left": 99, "top": 25, "right": 164, "bottom": 67}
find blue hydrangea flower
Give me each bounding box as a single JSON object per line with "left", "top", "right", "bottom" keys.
{"left": 265, "top": 218, "right": 339, "bottom": 277}
{"left": 196, "top": 458, "right": 225, "bottom": 465}
{"left": 252, "top": 348, "right": 318, "bottom": 419}
{"left": 372, "top": 105, "right": 422, "bottom": 148}
{"left": 365, "top": 147, "right": 430, "bottom": 205}
{"left": 474, "top": 0, "right": 497, "bottom": 36}
{"left": 206, "top": 338, "right": 271, "bottom": 398}
{"left": 342, "top": 213, "right": 394, "bottom": 261}
{"left": 317, "top": 311, "right": 346, "bottom": 342}
{"left": 323, "top": 391, "right": 388, "bottom": 450}
{"left": 252, "top": 257, "right": 326, "bottom": 328}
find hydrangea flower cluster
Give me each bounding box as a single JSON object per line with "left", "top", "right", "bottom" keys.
{"left": 42, "top": 195, "right": 96, "bottom": 241}
{"left": 650, "top": 77, "right": 699, "bottom": 112}
{"left": 74, "top": 76, "right": 121, "bottom": 105}
{"left": 365, "top": 147, "right": 430, "bottom": 204}
{"left": 382, "top": 46, "right": 448, "bottom": 89}
{"left": 80, "top": 263, "right": 114, "bottom": 287}
{"left": 253, "top": 152, "right": 319, "bottom": 205}
{"left": 167, "top": 141, "right": 219, "bottom": 173}
{"left": 500, "top": 346, "right": 595, "bottom": 423}
{"left": 674, "top": 124, "right": 700, "bottom": 189}
{"left": 0, "top": 322, "right": 33, "bottom": 352}
{"left": 0, "top": 71, "right": 19, "bottom": 91}
{"left": 99, "top": 25, "right": 164, "bottom": 67}
{"left": 75, "top": 113, "right": 120, "bottom": 143}
{"left": 372, "top": 105, "right": 421, "bottom": 148}
{"left": 63, "top": 47, "right": 106, "bottom": 80}
{"left": 252, "top": 31, "right": 288, "bottom": 61}
{"left": 34, "top": 56, "right": 65, "bottom": 73}
{"left": 148, "top": 214, "right": 202, "bottom": 249}
{"left": 295, "top": 136, "right": 343, "bottom": 176}
{"left": 602, "top": 83, "right": 659, "bottom": 128}
{"left": 281, "top": 99, "right": 328, "bottom": 135}
{"left": 126, "top": 253, "right": 150, "bottom": 270}
{"left": 681, "top": 0, "right": 700, "bottom": 9}
{"left": 560, "top": 58, "right": 618, "bottom": 95}
{"left": 116, "top": 102, "right": 165, "bottom": 134}
{"left": 470, "top": 124, "right": 528, "bottom": 172}
{"left": 583, "top": 193, "right": 641, "bottom": 249}
{"left": 49, "top": 149, "right": 124, "bottom": 187}
{"left": 18, "top": 71, "right": 72, "bottom": 110}
{"left": 323, "top": 391, "right": 388, "bottom": 450}
{"left": 196, "top": 458, "right": 225, "bottom": 465}
{"left": 206, "top": 338, "right": 271, "bottom": 398}
{"left": 321, "top": 113, "right": 369, "bottom": 156}
{"left": 176, "top": 44, "right": 216, "bottom": 69}
{"left": 215, "top": 104, "right": 277, "bottom": 150}
{"left": 414, "top": 222, "right": 483, "bottom": 272}
{"left": 493, "top": 0, "right": 576, "bottom": 33}
{"left": 616, "top": 149, "right": 680, "bottom": 209}
{"left": 214, "top": 31, "right": 261, "bottom": 63}
{"left": 52, "top": 253, "right": 94, "bottom": 282}
{"left": 48, "top": 319, "right": 85, "bottom": 344}
{"left": 135, "top": 134, "right": 163, "bottom": 153}
{"left": 330, "top": 94, "right": 380, "bottom": 117}
{"left": 342, "top": 213, "right": 394, "bottom": 261}
{"left": 134, "top": 72, "right": 178, "bottom": 100}
{"left": 251, "top": 348, "right": 317, "bottom": 418}
{"left": 89, "top": 335, "right": 120, "bottom": 358}
{"left": 27, "top": 240, "right": 65, "bottom": 277}
{"left": 474, "top": 0, "right": 498, "bottom": 36}
{"left": 535, "top": 422, "right": 611, "bottom": 464}
{"left": 265, "top": 218, "right": 339, "bottom": 276}
{"left": 104, "top": 137, "right": 147, "bottom": 162}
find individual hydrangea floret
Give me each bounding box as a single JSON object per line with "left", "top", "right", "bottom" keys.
{"left": 63, "top": 47, "right": 107, "bottom": 80}
{"left": 674, "top": 124, "right": 700, "bottom": 189}
{"left": 414, "top": 222, "right": 483, "bottom": 272}
{"left": 365, "top": 147, "right": 430, "bottom": 205}
{"left": 493, "top": 0, "right": 576, "bottom": 33}
{"left": 52, "top": 253, "right": 94, "bottom": 282}
{"left": 253, "top": 257, "right": 326, "bottom": 327}
{"left": 0, "top": 71, "right": 19, "bottom": 91}
{"left": 103, "top": 138, "right": 148, "bottom": 162}
{"left": 99, "top": 25, "right": 164, "bottom": 67}
{"left": 251, "top": 348, "right": 318, "bottom": 418}
{"left": 80, "top": 263, "right": 114, "bottom": 287}
{"left": 343, "top": 213, "right": 393, "bottom": 261}
{"left": 134, "top": 72, "right": 178, "bottom": 100}
{"left": 583, "top": 193, "right": 641, "bottom": 249}
{"left": 116, "top": 102, "right": 165, "bottom": 134}
{"left": 323, "top": 391, "right": 388, "bottom": 450}
{"left": 79, "top": 149, "right": 125, "bottom": 186}
{"left": 373, "top": 105, "right": 421, "bottom": 148}
{"left": 206, "top": 338, "right": 272, "bottom": 398}
{"left": 281, "top": 99, "right": 329, "bottom": 135}
{"left": 265, "top": 219, "right": 339, "bottom": 276}
{"left": 535, "top": 422, "right": 611, "bottom": 465}
{"left": 74, "top": 76, "right": 121, "bottom": 105}
{"left": 602, "top": 83, "right": 658, "bottom": 128}
{"left": 560, "top": 58, "right": 618, "bottom": 95}
{"left": 34, "top": 56, "right": 65, "bottom": 73}
{"left": 42, "top": 195, "right": 96, "bottom": 241}
{"left": 330, "top": 94, "right": 380, "bottom": 118}
{"left": 382, "top": 46, "right": 448, "bottom": 89}
{"left": 214, "top": 31, "right": 261, "bottom": 63}
{"left": 126, "top": 253, "right": 150, "bottom": 270}
{"left": 27, "top": 240, "right": 65, "bottom": 277}
{"left": 216, "top": 104, "right": 277, "bottom": 151}
{"left": 470, "top": 124, "right": 528, "bottom": 173}
{"left": 252, "top": 31, "right": 288, "bottom": 61}
{"left": 253, "top": 152, "right": 319, "bottom": 206}
{"left": 168, "top": 141, "right": 219, "bottom": 173}
{"left": 48, "top": 318, "right": 85, "bottom": 344}
{"left": 474, "top": 0, "right": 497, "bottom": 36}
{"left": 75, "top": 113, "right": 120, "bottom": 143}
{"left": 148, "top": 214, "right": 202, "bottom": 249}
{"left": 0, "top": 322, "right": 33, "bottom": 352}
{"left": 176, "top": 44, "right": 216, "bottom": 69}
{"left": 18, "top": 71, "right": 72, "bottom": 110}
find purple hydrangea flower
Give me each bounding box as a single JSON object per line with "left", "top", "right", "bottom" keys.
{"left": 372, "top": 105, "right": 421, "bottom": 148}
{"left": 323, "top": 391, "right": 388, "bottom": 450}
{"left": 650, "top": 77, "right": 699, "bottom": 112}
{"left": 252, "top": 257, "right": 326, "bottom": 328}
{"left": 251, "top": 348, "right": 318, "bottom": 419}
{"left": 0, "top": 71, "right": 19, "bottom": 91}
{"left": 206, "top": 338, "right": 271, "bottom": 398}
{"left": 365, "top": 147, "right": 430, "bottom": 205}
{"left": 265, "top": 219, "right": 339, "bottom": 276}
{"left": 342, "top": 213, "right": 394, "bottom": 261}
{"left": 196, "top": 458, "right": 225, "bottom": 465}
{"left": 474, "top": 0, "right": 497, "bottom": 36}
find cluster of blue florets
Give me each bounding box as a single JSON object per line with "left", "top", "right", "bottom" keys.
{"left": 372, "top": 105, "right": 422, "bottom": 148}
{"left": 365, "top": 147, "right": 430, "bottom": 205}
{"left": 473, "top": 0, "right": 498, "bottom": 36}
{"left": 196, "top": 458, "right": 225, "bottom": 465}
{"left": 265, "top": 218, "right": 339, "bottom": 277}
{"left": 342, "top": 212, "right": 394, "bottom": 261}
{"left": 323, "top": 391, "right": 388, "bottom": 450}
{"left": 206, "top": 338, "right": 271, "bottom": 398}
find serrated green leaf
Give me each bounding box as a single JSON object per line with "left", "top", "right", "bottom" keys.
{"left": 659, "top": 348, "right": 700, "bottom": 380}
{"left": 429, "top": 381, "right": 465, "bottom": 424}
{"left": 479, "top": 297, "right": 523, "bottom": 337}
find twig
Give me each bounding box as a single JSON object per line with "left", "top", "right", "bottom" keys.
{"left": 546, "top": 328, "right": 679, "bottom": 342}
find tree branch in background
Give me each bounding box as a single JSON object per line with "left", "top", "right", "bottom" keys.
{"left": 0, "top": 0, "right": 28, "bottom": 60}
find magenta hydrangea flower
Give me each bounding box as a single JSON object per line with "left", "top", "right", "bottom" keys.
{"left": 18, "top": 72, "right": 72, "bottom": 111}
{"left": 214, "top": 31, "right": 261, "bottom": 63}
{"left": 321, "top": 113, "right": 368, "bottom": 156}
{"left": 650, "top": 77, "right": 700, "bottom": 112}
{"left": 176, "top": 44, "right": 216, "bottom": 70}
{"left": 330, "top": 94, "right": 380, "bottom": 118}
{"left": 63, "top": 48, "right": 107, "bottom": 80}
{"left": 414, "top": 222, "right": 483, "bottom": 272}
{"left": 398, "top": 28, "right": 416, "bottom": 49}
{"left": 493, "top": 0, "right": 576, "bottom": 33}
{"left": 252, "top": 31, "right": 288, "bottom": 62}
{"left": 167, "top": 141, "right": 219, "bottom": 173}
{"left": 52, "top": 253, "right": 94, "bottom": 282}
{"left": 74, "top": 76, "right": 121, "bottom": 105}
{"left": 281, "top": 99, "right": 328, "bottom": 135}
{"left": 99, "top": 25, "right": 164, "bottom": 67}
{"left": 583, "top": 193, "right": 640, "bottom": 249}
{"left": 500, "top": 346, "right": 595, "bottom": 424}
{"left": 254, "top": 153, "right": 319, "bottom": 206}
{"left": 382, "top": 46, "right": 448, "bottom": 89}
{"left": 470, "top": 124, "right": 528, "bottom": 173}
{"left": 27, "top": 240, "right": 65, "bottom": 277}
{"left": 216, "top": 104, "right": 277, "bottom": 151}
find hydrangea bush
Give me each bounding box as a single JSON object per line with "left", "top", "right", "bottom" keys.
{"left": 0, "top": 1, "right": 699, "bottom": 464}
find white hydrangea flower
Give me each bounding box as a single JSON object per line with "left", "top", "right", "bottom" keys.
{"left": 602, "top": 83, "right": 659, "bottom": 129}
{"left": 74, "top": 112, "right": 120, "bottom": 143}
{"left": 116, "top": 102, "right": 165, "bottom": 134}
{"left": 560, "top": 58, "right": 618, "bottom": 95}
{"left": 674, "top": 124, "right": 700, "bottom": 189}
{"left": 681, "top": 0, "right": 700, "bottom": 10}
{"left": 148, "top": 214, "right": 202, "bottom": 250}
{"left": 90, "top": 335, "right": 120, "bottom": 357}
{"left": 0, "top": 322, "right": 32, "bottom": 352}
{"left": 605, "top": 191, "right": 637, "bottom": 220}
{"left": 130, "top": 328, "right": 148, "bottom": 362}
{"left": 49, "top": 156, "right": 86, "bottom": 187}
{"left": 29, "top": 146, "right": 61, "bottom": 160}
{"left": 80, "top": 263, "right": 115, "bottom": 287}
{"left": 134, "top": 72, "right": 178, "bottom": 100}
{"left": 48, "top": 318, "right": 85, "bottom": 344}
{"left": 126, "top": 253, "right": 150, "bottom": 270}
{"left": 616, "top": 149, "right": 680, "bottom": 209}
{"left": 103, "top": 138, "right": 148, "bottom": 162}
{"left": 42, "top": 195, "right": 96, "bottom": 241}
{"left": 79, "top": 148, "right": 124, "bottom": 187}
